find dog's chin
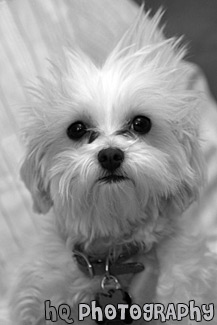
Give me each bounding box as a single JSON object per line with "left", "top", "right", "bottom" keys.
{"left": 52, "top": 171, "right": 147, "bottom": 238}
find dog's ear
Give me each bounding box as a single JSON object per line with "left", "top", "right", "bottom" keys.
{"left": 180, "top": 131, "right": 205, "bottom": 209}
{"left": 170, "top": 122, "right": 204, "bottom": 214}
{"left": 176, "top": 63, "right": 206, "bottom": 210}
{"left": 20, "top": 152, "right": 53, "bottom": 214}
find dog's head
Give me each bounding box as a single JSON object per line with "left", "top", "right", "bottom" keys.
{"left": 21, "top": 10, "right": 204, "bottom": 246}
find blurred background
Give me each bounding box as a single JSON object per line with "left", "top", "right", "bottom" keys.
{"left": 136, "top": 0, "right": 217, "bottom": 102}
{"left": 0, "top": 0, "right": 217, "bottom": 316}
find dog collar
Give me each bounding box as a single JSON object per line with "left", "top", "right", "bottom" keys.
{"left": 73, "top": 244, "right": 144, "bottom": 278}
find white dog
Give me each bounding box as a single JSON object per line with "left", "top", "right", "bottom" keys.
{"left": 9, "top": 4, "right": 217, "bottom": 325}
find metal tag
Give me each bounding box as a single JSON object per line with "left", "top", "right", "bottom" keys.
{"left": 95, "top": 254, "right": 133, "bottom": 324}
{"left": 95, "top": 288, "right": 133, "bottom": 324}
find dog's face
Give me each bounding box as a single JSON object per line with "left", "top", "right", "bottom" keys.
{"left": 21, "top": 11, "right": 204, "bottom": 246}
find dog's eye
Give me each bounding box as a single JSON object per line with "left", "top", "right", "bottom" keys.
{"left": 67, "top": 121, "right": 87, "bottom": 140}
{"left": 131, "top": 116, "right": 152, "bottom": 134}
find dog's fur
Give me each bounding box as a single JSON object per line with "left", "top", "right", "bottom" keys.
{"left": 9, "top": 5, "right": 217, "bottom": 325}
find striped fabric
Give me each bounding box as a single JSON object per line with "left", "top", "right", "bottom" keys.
{"left": 0, "top": 0, "right": 216, "bottom": 313}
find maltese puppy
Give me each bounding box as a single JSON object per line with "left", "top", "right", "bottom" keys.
{"left": 9, "top": 4, "right": 217, "bottom": 325}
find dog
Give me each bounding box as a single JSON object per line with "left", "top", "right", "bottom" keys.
{"left": 8, "top": 3, "right": 217, "bottom": 325}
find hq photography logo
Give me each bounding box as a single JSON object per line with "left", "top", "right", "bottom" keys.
{"left": 44, "top": 300, "right": 215, "bottom": 323}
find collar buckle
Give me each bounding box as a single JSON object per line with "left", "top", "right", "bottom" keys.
{"left": 73, "top": 244, "right": 145, "bottom": 278}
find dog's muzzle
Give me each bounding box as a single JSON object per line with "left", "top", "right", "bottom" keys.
{"left": 98, "top": 147, "right": 124, "bottom": 172}
{"left": 98, "top": 147, "right": 127, "bottom": 183}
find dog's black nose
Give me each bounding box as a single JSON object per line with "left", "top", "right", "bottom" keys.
{"left": 98, "top": 148, "right": 124, "bottom": 172}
